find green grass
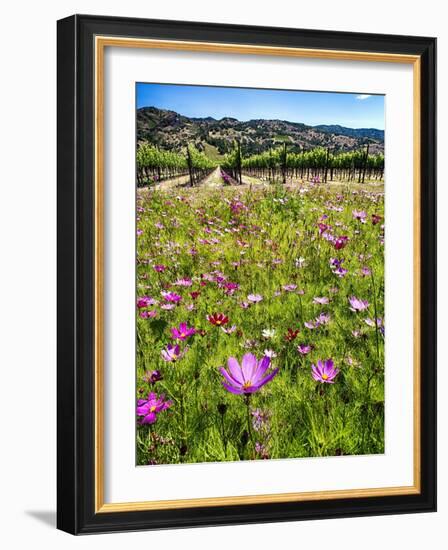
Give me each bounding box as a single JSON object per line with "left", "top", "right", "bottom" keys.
{"left": 203, "top": 142, "right": 224, "bottom": 162}
{"left": 136, "top": 182, "right": 385, "bottom": 465}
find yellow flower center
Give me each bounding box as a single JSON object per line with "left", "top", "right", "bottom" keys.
{"left": 216, "top": 320, "right": 222, "bottom": 325}
{"left": 180, "top": 332, "right": 186, "bottom": 338}
{"left": 242, "top": 380, "right": 252, "bottom": 390}
{"left": 149, "top": 405, "right": 156, "bottom": 412}
{"left": 322, "top": 374, "right": 329, "bottom": 380}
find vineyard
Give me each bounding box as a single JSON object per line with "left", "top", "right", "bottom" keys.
{"left": 136, "top": 143, "right": 216, "bottom": 187}
{"left": 136, "top": 141, "right": 384, "bottom": 188}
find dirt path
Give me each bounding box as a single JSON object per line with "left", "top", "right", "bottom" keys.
{"left": 200, "top": 167, "right": 227, "bottom": 188}
{"left": 155, "top": 167, "right": 240, "bottom": 190}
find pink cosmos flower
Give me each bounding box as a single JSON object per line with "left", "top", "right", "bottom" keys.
{"left": 139, "top": 309, "right": 157, "bottom": 319}
{"left": 142, "top": 370, "right": 163, "bottom": 384}
{"left": 136, "top": 392, "right": 172, "bottom": 424}
{"left": 311, "top": 359, "right": 340, "bottom": 384}
{"left": 224, "top": 282, "right": 239, "bottom": 295}
{"left": 333, "top": 267, "right": 348, "bottom": 278}
{"left": 170, "top": 322, "right": 196, "bottom": 340}
{"left": 174, "top": 278, "right": 192, "bottom": 287}
{"left": 297, "top": 344, "right": 313, "bottom": 355}
{"left": 247, "top": 294, "right": 263, "bottom": 303}
{"left": 282, "top": 284, "right": 297, "bottom": 292}
{"left": 318, "top": 222, "right": 330, "bottom": 235}
{"left": 349, "top": 296, "right": 370, "bottom": 312}
{"left": 364, "top": 317, "right": 384, "bottom": 328}
{"left": 220, "top": 353, "right": 279, "bottom": 395}
{"left": 221, "top": 325, "right": 237, "bottom": 334}
{"left": 316, "top": 312, "right": 331, "bottom": 325}
{"left": 313, "top": 296, "right": 329, "bottom": 305}
{"left": 161, "top": 343, "right": 185, "bottom": 362}
{"left": 352, "top": 210, "right": 367, "bottom": 223}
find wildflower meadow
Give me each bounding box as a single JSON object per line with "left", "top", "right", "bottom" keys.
{"left": 136, "top": 178, "right": 385, "bottom": 465}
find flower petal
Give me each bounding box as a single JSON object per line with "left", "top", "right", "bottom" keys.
{"left": 253, "top": 355, "right": 271, "bottom": 383}
{"left": 256, "top": 367, "right": 279, "bottom": 388}
{"left": 136, "top": 404, "right": 150, "bottom": 415}
{"left": 220, "top": 367, "right": 241, "bottom": 389}
{"left": 222, "top": 382, "right": 243, "bottom": 395}
{"left": 141, "top": 412, "right": 157, "bottom": 424}
{"left": 241, "top": 353, "right": 257, "bottom": 381}
{"left": 227, "top": 357, "right": 244, "bottom": 384}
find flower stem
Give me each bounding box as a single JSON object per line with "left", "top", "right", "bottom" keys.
{"left": 244, "top": 394, "right": 254, "bottom": 459}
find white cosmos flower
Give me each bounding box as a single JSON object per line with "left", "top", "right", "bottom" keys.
{"left": 262, "top": 329, "right": 276, "bottom": 339}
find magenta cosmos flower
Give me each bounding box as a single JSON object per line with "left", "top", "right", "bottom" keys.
{"left": 311, "top": 359, "right": 340, "bottom": 384}
{"left": 170, "top": 322, "right": 196, "bottom": 340}
{"left": 136, "top": 392, "right": 172, "bottom": 424}
{"left": 220, "top": 353, "right": 279, "bottom": 395}
{"left": 349, "top": 296, "right": 370, "bottom": 312}
{"left": 137, "top": 295, "right": 156, "bottom": 308}
{"left": 161, "top": 291, "right": 182, "bottom": 303}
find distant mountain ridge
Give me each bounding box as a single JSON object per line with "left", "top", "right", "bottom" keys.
{"left": 137, "top": 106, "right": 384, "bottom": 157}
{"left": 313, "top": 124, "right": 384, "bottom": 141}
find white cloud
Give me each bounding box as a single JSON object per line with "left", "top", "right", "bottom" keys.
{"left": 356, "top": 94, "right": 372, "bottom": 100}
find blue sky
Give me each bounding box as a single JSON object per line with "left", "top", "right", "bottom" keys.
{"left": 136, "top": 83, "right": 384, "bottom": 130}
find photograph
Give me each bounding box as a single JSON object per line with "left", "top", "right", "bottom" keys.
{"left": 135, "top": 83, "right": 386, "bottom": 466}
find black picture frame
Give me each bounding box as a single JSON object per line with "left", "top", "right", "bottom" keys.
{"left": 57, "top": 14, "right": 436, "bottom": 535}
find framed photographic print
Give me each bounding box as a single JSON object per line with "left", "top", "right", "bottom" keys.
{"left": 57, "top": 14, "right": 436, "bottom": 534}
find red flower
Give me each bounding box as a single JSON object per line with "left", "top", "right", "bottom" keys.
{"left": 285, "top": 328, "right": 300, "bottom": 342}
{"left": 190, "top": 291, "right": 201, "bottom": 300}
{"left": 207, "top": 313, "right": 229, "bottom": 326}
{"left": 334, "top": 236, "right": 349, "bottom": 250}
